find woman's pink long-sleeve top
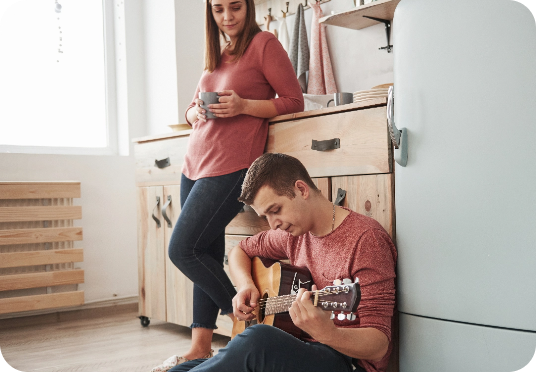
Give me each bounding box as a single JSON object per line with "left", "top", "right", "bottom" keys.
{"left": 183, "top": 32, "right": 304, "bottom": 180}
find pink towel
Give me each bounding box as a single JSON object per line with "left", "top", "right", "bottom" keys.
{"left": 307, "top": 2, "right": 337, "bottom": 95}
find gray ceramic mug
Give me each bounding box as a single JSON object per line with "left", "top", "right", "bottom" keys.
{"left": 199, "top": 92, "right": 221, "bottom": 119}
{"left": 327, "top": 92, "right": 353, "bottom": 107}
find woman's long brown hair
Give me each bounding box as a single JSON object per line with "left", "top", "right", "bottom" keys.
{"left": 204, "top": 0, "right": 262, "bottom": 72}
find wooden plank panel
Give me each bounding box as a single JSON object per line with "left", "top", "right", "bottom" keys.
{"left": 0, "top": 206, "right": 82, "bottom": 222}
{"left": 0, "top": 291, "right": 84, "bottom": 315}
{"left": 331, "top": 174, "right": 395, "bottom": 238}
{"left": 0, "top": 227, "right": 82, "bottom": 246}
{"left": 0, "top": 249, "right": 84, "bottom": 268}
{"left": 0, "top": 182, "right": 80, "bottom": 200}
{"left": 319, "top": 0, "right": 402, "bottom": 30}
{"left": 266, "top": 107, "right": 391, "bottom": 177}
{"left": 0, "top": 269, "right": 84, "bottom": 291}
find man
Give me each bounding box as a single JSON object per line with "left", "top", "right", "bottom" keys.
{"left": 169, "top": 153, "right": 397, "bottom": 372}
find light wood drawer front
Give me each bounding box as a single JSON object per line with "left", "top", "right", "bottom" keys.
{"left": 135, "top": 136, "right": 189, "bottom": 187}
{"left": 331, "top": 174, "right": 395, "bottom": 238}
{"left": 266, "top": 107, "right": 391, "bottom": 177}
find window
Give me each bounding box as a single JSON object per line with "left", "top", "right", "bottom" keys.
{"left": 0, "top": 0, "right": 117, "bottom": 155}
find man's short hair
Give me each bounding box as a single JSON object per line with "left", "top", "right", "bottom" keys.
{"left": 238, "top": 153, "right": 319, "bottom": 205}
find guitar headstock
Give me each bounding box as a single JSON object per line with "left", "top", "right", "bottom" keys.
{"left": 314, "top": 278, "right": 361, "bottom": 315}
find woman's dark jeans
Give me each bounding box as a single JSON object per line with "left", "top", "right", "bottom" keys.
{"left": 168, "top": 324, "right": 358, "bottom": 372}
{"left": 168, "top": 169, "right": 247, "bottom": 329}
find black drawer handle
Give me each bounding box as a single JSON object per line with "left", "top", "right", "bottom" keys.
{"left": 152, "top": 196, "right": 161, "bottom": 228}
{"left": 155, "top": 157, "right": 171, "bottom": 169}
{"left": 334, "top": 188, "right": 347, "bottom": 206}
{"left": 162, "top": 195, "right": 172, "bottom": 228}
{"left": 311, "top": 138, "right": 340, "bottom": 151}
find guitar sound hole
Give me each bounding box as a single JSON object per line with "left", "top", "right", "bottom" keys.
{"left": 259, "top": 292, "right": 268, "bottom": 323}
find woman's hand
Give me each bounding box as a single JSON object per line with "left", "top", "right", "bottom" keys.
{"left": 209, "top": 90, "right": 246, "bottom": 118}
{"left": 194, "top": 98, "right": 207, "bottom": 123}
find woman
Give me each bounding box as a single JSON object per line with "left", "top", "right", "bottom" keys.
{"left": 150, "top": 0, "right": 304, "bottom": 371}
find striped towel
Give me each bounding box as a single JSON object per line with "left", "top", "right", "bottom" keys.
{"left": 289, "top": 3, "right": 309, "bottom": 93}
{"left": 307, "top": 1, "right": 337, "bottom": 95}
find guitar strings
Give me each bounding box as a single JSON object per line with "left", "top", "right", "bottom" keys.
{"left": 255, "top": 291, "right": 345, "bottom": 310}
{"left": 256, "top": 290, "right": 343, "bottom": 304}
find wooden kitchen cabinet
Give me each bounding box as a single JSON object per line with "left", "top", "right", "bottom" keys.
{"left": 133, "top": 97, "right": 396, "bottom": 351}
{"left": 135, "top": 131, "right": 235, "bottom": 336}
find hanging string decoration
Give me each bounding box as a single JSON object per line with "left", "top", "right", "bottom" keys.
{"left": 55, "top": 0, "right": 63, "bottom": 62}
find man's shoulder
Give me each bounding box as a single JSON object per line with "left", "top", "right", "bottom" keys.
{"left": 340, "top": 210, "right": 393, "bottom": 244}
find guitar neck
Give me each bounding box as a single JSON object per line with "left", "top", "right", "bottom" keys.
{"left": 261, "top": 293, "right": 317, "bottom": 316}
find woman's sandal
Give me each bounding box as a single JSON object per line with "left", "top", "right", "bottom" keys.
{"left": 150, "top": 349, "right": 214, "bottom": 372}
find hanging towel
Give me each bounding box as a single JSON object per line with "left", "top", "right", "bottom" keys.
{"left": 289, "top": 3, "right": 309, "bottom": 93}
{"left": 307, "top": 1, "right": 337, "bottom": 95}
{"left": 279, "top": 14, "right": 290, "bottom": 53}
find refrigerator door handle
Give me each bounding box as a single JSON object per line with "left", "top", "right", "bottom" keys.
{"left": 387, "top": 86, "right": 408, "bottom": 167}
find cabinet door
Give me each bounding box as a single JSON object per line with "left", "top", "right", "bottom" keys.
{"left": 163, "top": 185, "right": 194, "bottom": 327}
{"left": 137, "top": 186, "right": 166, "bottom": 321}
{"left": 331, "top": 174, "right": 395, "bottom": 238}
{"left": 312, "top": 177, "right": 331, "bottom": 201}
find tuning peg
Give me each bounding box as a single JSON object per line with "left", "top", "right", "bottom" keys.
{"left": 346, "top": 313, "right": 356, "bottom": 321}
{"left": 342, "top": 278, "right": 352, "bottom": 284}
{"left": 337, "top": 312, "right": 346, "bottom": 321}
{"left": 330, "top": 311, "right": 335, "bottom": 320}
{"left": 333, "top": 279, "right": 342, "bottom": 285}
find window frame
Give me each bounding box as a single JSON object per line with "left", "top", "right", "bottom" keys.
{"left": 0, "top": 0, "right": 120, "bottom": 156}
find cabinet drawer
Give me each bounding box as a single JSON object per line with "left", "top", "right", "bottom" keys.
{"left": 266, "top": 107, "right": 391, "bottom": 177}
{"left": 135, "top": 135, "right": 189, "bottom": 186}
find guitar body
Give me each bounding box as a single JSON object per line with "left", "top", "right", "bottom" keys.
{"left": 231, "top": 257, "right": 312, "bottom": 339}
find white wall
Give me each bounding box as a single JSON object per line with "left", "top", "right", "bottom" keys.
{"left": 0, "top": 0, "right": 146, "bottom": 306}
{"left": 0, "top": 154, "right": 138, "bottom": 303}
{"left": 264, "top": 0, "right": 395, "bottom": 92}
{"left": 143, "top": 0, "right": 181, "bottom": 135}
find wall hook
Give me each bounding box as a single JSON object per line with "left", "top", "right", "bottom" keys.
{"left": 363, "top": 15, "right": 393, "bottom": 53}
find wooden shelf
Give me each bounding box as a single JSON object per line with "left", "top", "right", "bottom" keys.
{"left": 319, "top": 0, "right": 401, "bottom": 30}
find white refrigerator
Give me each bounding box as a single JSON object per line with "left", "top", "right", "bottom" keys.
{"left": 392, "top": 0, "right": 536, "bottom": 370}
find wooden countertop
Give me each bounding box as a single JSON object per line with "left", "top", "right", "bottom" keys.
{"left": 133, "top": 97, "right": 387, "bottom": 144}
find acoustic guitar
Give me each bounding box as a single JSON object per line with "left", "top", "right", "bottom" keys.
{"left": 231, "top": 257, "right": 361, "bottom": 340}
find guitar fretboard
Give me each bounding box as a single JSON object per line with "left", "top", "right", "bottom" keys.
{"left": 264, "top": 294, "right": 296, "bottom": 315}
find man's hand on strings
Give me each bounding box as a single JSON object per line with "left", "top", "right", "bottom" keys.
{"left": 289, "top": 285, "right": 336, "bottom": 340}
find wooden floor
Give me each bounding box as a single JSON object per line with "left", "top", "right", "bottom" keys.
{"left": 0, "top": 305, "right": 230, "bottom": 372}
